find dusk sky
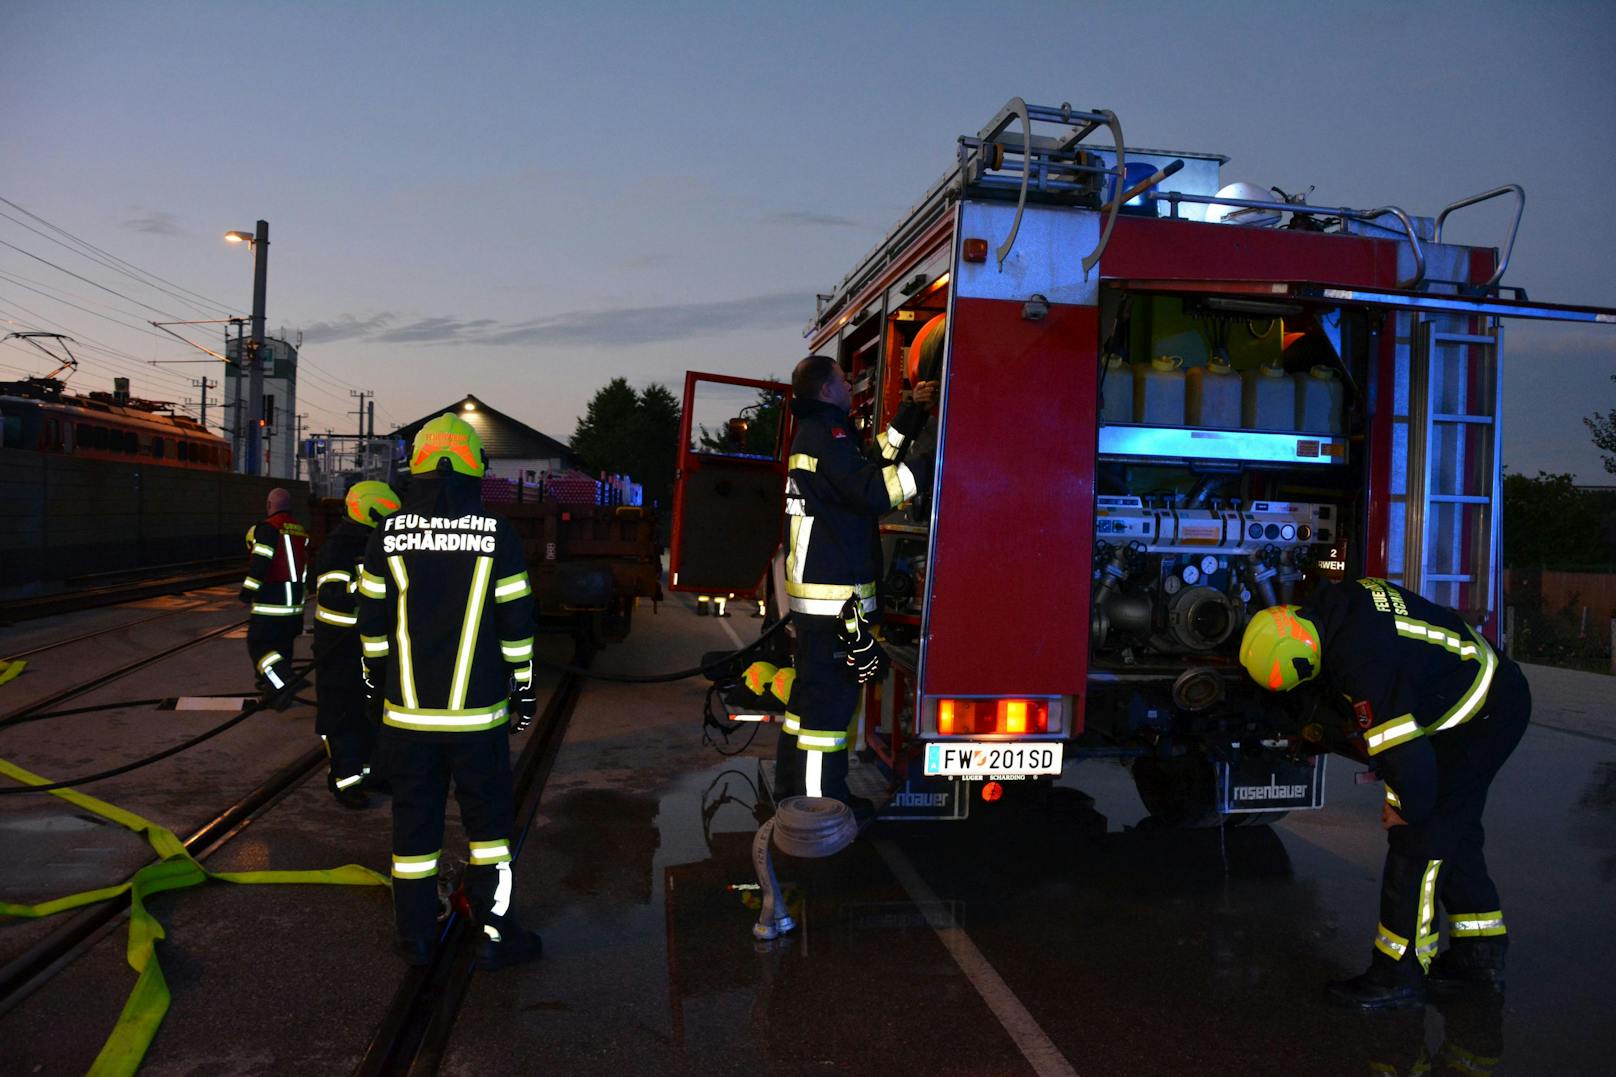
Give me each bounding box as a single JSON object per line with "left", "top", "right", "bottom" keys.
{"left": 4, "top": 1, "right": 1613, "bottom": 477}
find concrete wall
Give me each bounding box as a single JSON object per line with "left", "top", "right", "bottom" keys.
{"left": 0, "top": 448, "right": 307, "bottom": 595}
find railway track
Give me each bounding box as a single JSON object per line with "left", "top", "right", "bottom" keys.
{"left": 0, "top": 614, "right": 250, "bottom": 729}
{"left": 0, "top": 601, "right": 206, "bottom": 664}
{"left": 0, "top": 560, "right": 242, "bottom": 625}
{"left": 355, "top": 663, "right": 587, "bottom": 1076}
{"left": 0, "top": 745, "right": 327, "bottom": 1015}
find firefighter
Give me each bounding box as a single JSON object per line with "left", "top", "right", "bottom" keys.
{"left": 1239, "top": 578, "right": 1530, "bottom": 1009}
{"left": 775, "top": 355, "right": 931, "bottom": 815}
{"left": 357, "top": 413, "right": 543, "bottom": 969}
{"left": 239, "top": 487, "right": 309, "bottom": 702}
{"left": 311, "top": 479, "right": 399, "bottom": 810}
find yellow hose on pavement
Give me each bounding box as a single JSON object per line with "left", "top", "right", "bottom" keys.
{"left": 0, "top": 756, "right": 388, "bottom": 1077}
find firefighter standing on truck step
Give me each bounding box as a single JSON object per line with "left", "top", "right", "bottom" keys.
{"left": 1240, "top": 577, "right": 1529, "bottom": 1009}
{"left": 312, "top": 480, "right": 399, "bottom": 810}
{"left": 774, "top": 355, "right": 933, "bottom": 818}
{"left": 357, "top": 413, "right": 543, "bottom": 969}
{"left": 240, "top": 487, "right": 309, "bottom": 703}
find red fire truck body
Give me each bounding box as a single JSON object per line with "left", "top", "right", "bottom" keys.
{"left": 672, "top": 99, "right": 1616, "bottom": 821}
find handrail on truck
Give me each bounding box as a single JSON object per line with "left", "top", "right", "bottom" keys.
{"left": 1160, "top": 192, "right": 1429, "bottom": 290}
{"left": 1435, "top": 185, "right": 1524, "bottom": 289}
{"left": 957, "top": 98, "right": 1126, "bottom": 278}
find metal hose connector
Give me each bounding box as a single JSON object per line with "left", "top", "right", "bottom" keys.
{"left": 752, "top": 797, "right": 857, "bottom": 940}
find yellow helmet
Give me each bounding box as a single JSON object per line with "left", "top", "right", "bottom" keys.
{"left": 1239, "top": 605, "right": 1323, "bottom": 691}
{"left": 345, "top": 480, "right": 400, "bottom": 526}
{"left": 243, "top": 524, "right": 257, "bottom": 551}
{"left": 409, "top": 413, "right": 486, "bottom": 477}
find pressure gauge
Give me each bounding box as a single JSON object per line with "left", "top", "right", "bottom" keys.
{"left": 1181, "top": 564, "right": 1201, "bottom": 586}
{"left": 1164, "top": 575, "right": 1183, "bottom": 595}
{"left": 1200, "top": 555, "right": 1219, "bottom": 577}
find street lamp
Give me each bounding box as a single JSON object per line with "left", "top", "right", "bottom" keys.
{"left": 224, "top": 220, "right": 269, "bottom": 476}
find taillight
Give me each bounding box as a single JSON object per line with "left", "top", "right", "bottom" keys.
{"left": 933, "top": 698, "right": 1049, "bottom": 736}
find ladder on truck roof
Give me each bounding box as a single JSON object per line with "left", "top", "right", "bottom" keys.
{"left": 812, "top": 98, "right": 1135, "bottom": 335}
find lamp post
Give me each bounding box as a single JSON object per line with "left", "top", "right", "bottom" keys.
{"left": 225, "top": 221, "right": 269, "bottom": 476}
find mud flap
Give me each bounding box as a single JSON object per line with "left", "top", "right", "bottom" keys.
{"left": 1216, "top": 753, "right": 1326, "bottom": 815}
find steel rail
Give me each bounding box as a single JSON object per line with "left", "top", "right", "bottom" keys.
{"left": 0, "top": 564, "right": 241, "bottom": 625}
{"left": 0, "top": 615, "right": 249, "bottom": 729}
{"left": 354, "top": 660, "right": 588, "bottom": 1077}
{"left": 1, "top": 603, "right": 203, "bottom": 663}
{"left": 0, "top": 745, "right": 326, "bottom": 1015}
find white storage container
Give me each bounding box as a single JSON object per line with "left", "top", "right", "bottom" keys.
{"left": 1135, "top": 355, "right": 1187, "bottom": 425}
{"left": 1296, "top": 364, "right": 1345, "bottom": 434}
{"left": 1243, "top": 362, "right": 1296, "bottom": 431}
{"left": 1099, "top": 354, "right": 1134, "bottom": 423}
{"left": 1186, "top": 356, "right": 1241, "bottom": 428}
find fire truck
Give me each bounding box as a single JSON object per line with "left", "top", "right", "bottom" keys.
{"left": 669, "top": 97, "right": 1616, "bottom": 824}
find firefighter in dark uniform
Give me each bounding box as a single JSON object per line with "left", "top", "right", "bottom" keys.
{"left": 775, "top": 355, "right": 931, "bottom": 813}
{"left": 312, "top": 480, "right": 400, "bottom": 810}
{"left": 357, "top": 414, "right": 543, "bottom": 968}
{"left": 239, "top": 487, "right": 309, "bottom": 700}
{"left": 1239, "top": 578, "right": 1530, "bottom": 1009}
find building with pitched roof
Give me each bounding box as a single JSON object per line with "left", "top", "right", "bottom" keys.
{"left": 392, "top": 393, "right": 581, "bottom": 481}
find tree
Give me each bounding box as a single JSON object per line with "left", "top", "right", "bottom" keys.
{"left": 1584, "top": 374, "right": 1616, "bottom": 474}
{"left": 569, "top": 377, "right": 683, "bottom": 510}
{"left": 1501, "top": 470, "right": 1607, "bottom": 568}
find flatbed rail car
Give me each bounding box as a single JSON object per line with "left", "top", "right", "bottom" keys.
{"left": 673, "top": 97, "right": 1616, "bottom": 823}
{"left": 310, "top": 478, "right": 660, "bottom": 643}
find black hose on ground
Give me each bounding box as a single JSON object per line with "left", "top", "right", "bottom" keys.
{"left": 0, "top": 635, "right": 345, "bottom": 795}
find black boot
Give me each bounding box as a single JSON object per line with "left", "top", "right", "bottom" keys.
{"left": 1428, "top": 937, "right": 1507, "bottom": 994}
{"left": 327, "top": 776, "right": 371, "bottom": 811}
{"left": 1327, "top": 953, "right": 1427, "bottom": 1010}
{"left": 475, "top": 926, "right": 543, "bottom": 970}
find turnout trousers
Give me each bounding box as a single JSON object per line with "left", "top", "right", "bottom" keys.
{"left": 313, "top": 627, "right": 374, "bottom": 790}
{"left": 245, "top": 614, "right": 300, "bottom": 693}
{"left": 775, "top": 614, "right": 860, "bottom": 804}
{"left": 1375, "top": 660, "right": 1530, "bottom": 969}
{"left": 375, "top": 727, "right": 518, "bottom": 945}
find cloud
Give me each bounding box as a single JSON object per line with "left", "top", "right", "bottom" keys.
{"left": 374, "top": 316, "right": 498, "bottom": 343}
{"left": 122, "top": 210, "right": 185, "bottom": 236}
{"left": 301, "top": 312, "right": 395, "bottom": 343}
{"left": 302, "top": 290, "right": 811, "bottom": 350}
{"left": 483, "top": 291, "right": 808, "bottom": 348}
{"left": 763, "top": 209, "right": 863, "bottom": 229}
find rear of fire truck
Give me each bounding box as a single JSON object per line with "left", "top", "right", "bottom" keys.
{"left": 673, "top": 97, "right": 1615, "bottom": 824}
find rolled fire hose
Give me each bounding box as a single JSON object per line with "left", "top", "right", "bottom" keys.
{"left": 751, "top": 796, "right": 857, "bottom": 940}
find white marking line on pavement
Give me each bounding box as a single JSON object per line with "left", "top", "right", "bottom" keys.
{"left": 874, "top": 839, "right": 1079, "bottom": 1077}
{"left": 173, "top": 697, "right": 249, "bottom": 711}
{"left": 714, "top": 609, "right": 743, "bottom": 650}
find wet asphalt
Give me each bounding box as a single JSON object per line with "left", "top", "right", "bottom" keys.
{"left": 0, "top": 592, "right": 1612, "bottom": 1075}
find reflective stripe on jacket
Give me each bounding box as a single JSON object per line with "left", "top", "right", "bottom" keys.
{"left": 243, "top": 512, "right": 308, "bottom": 615}
{"left": 357, "top": 499, "right": 535, "bottom": 734}
{"left": 783, "top": 398, "right": 924, "bottom": 617}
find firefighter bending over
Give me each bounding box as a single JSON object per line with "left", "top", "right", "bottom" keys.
{"left": 357, "top": 414, "right": 543, "bottom": 969}
{"left": 775, "top": 355, "right": 932, "bottom": 817}
{"left": 311, "top": 480, "right": 399, "bottom": 810}
{"left": 1240, "top": 578, "right": 1529, "bottom": 1009}
{"left": 239, "top": 487, "right": 309, "bottom": 702}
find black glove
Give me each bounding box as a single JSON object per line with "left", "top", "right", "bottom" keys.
{"left": 509, "top": 673, "right": 538, "bottom": 733}
{"left": 838, "top": 598, "right": 888, "bottom": 684}
{"left": 890, "top": 401, "right": 929, "bottom": 440}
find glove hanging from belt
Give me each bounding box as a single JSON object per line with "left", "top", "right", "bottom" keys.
{"left": 838, "top": 597, "right": 887, "bottom": 684}
{"left": 509, "top": 672, "right": 538, "bottom": 733}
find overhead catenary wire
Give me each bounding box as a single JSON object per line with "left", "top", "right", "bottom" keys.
{"left": 0, "top": 196, "right": 237, "bottom": 315}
